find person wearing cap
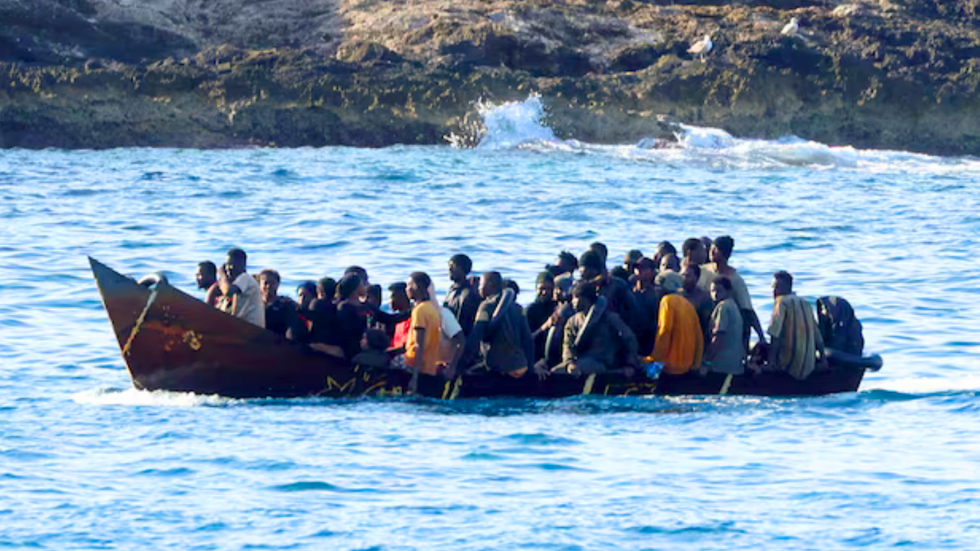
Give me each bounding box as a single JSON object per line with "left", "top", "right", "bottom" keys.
{"left": 652, "top": 271, "right": 703, "bottom": 375}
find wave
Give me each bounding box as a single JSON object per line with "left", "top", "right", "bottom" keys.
{"left": 860, "top": 375, "right": 980, "bottom": 396}
{"left": 457, "top": 95, "right": 980, "bottom": 172}
{"left": 71, "top": 387, "right": 236, "bottom": 407}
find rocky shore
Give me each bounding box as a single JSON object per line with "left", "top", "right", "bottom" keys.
{"left": 2, "top": 0, "right": 980, "bottom": 154}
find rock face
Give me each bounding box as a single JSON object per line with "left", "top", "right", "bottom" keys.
{"left": 2, "top": 0, "right": 980, "bottom": 153}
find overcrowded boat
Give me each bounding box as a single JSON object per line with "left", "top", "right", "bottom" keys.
{"left": 89, "top": 253, "right": 882, "bottom": 400}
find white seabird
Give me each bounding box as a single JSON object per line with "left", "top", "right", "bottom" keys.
{"left": 688, "top": 33, "right": 713, "bottom": 62}
{"left": 781, "top": 17, "right": 799, "bottom": 36}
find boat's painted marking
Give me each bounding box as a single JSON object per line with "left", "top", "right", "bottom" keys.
{"left": 182, "top": 330, "right": 202, "bottom": 351}
{"left": 582, "top": 374, "right": 596, "bottom": 395}
{"left": 719, "top": 374, "right": 733, "bottom": 395}
{"left": 325, "top": 376, "right": 356, "bottom": 394}
{"left": 121, "top": 289, "right": 158, "bottom": 358}
{"left": 604, "top": 385, "right": 610, "bottom": 396}
{"left": 363, "top": 381, "right": 387, "bottom": 395}
{"left": 440, "top": 380, "right": 452, "bottom": 400}
{"left": 449, "top": 377, "right": 461, "bottom": 400}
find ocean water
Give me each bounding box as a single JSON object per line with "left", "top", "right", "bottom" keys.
{"left": 2, "top": 98, "right": 980, "bottom": 549}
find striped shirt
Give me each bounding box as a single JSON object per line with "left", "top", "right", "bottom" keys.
{"left": 768, "top": 294, "right": 823, "bottom": 380}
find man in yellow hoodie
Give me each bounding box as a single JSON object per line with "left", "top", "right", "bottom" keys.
{"left": 652, "top": 271, "right": 704, "bottom": 375}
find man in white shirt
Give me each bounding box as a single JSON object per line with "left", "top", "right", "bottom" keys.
{"left": 218, "top": 248, "right": 265, "bottom": 328}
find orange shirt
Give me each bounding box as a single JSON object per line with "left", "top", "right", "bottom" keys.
{"left": 405, "top": 301, "right": 441, "bottom": 375}
{"left": 653, "top": 294, "right": 704, "bottom": 375}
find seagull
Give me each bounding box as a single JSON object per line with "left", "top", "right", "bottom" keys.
{"left": 781, "top": 17, "right": 799, "bottom": 36}
{"left": 688, "top": 33, "right": 713, "bottom": 62}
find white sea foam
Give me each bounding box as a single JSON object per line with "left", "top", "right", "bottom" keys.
{"left": 474, "top": 94, "right": 558, "bottom": 150}
{"left": 861, "top": 376, "right": 980, "bottom": 395}
{"left": 71, "top": 387, "right": 235, "bottom": 407}
{"left": 462, "top": 95, "right": 980, "bottom": 172}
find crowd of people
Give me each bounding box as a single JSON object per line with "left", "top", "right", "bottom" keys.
{"left": 193, "top": 236, "right": 828, "bottom": 391}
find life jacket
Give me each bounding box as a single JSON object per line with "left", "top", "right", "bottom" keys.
{"left": 816, "top": 297, "right": 864, "bottom": 356}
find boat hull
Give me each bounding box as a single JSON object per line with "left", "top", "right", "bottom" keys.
{"left": 90, "top": 258, "right": 872, "bottom": 400}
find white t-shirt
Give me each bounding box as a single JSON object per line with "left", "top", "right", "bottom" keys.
{"left": 439, "top": 306, "right": 463, "bottom": 364}
{"left": 232, "top": 272, "right": 265, "bottom": 328}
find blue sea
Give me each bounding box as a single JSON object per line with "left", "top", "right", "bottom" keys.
{"left": 2, "top": 98, "right": 980, "bottom": 549}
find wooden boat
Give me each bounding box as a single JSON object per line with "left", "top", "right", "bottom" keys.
{"left": 90, "top": 257, "right": 880, "bottom": 400}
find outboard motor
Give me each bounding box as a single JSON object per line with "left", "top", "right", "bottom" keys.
{"left": 816, "top": 297, "right": 864, "bottom": 355}
{"left": 816, "top": 296, "right": 881, "bottom": 371}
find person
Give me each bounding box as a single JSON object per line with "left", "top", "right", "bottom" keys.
{"left": 259, "top": 269, "right": 305, "bottom": 340}
{"left": 700, "top": 236, "right": 713, "bottom": 255}
{"left": 405, "top": 272, "right": 442, "bottom": 392}
{"left": 610, "top": 266, "right": 631, "bottom": 282}
{"left": 532, "top": 274, "right": 575, "bottom": 368}
{"left": 461, "top": 271, "right": 534, "bottom": 377}
{"left": 631, "top": 257, "right": 659, "bottom": 355}
{"left": 659, "top": 253, "right": 680, "bottom": 274}
{"left": 316, "top": 277, "right": 337, "bottom": 302}
{"left": 579, "top": 249, "right": 648, "bottom": 339}
{"left": 650, "top": 241, "right": 677, "bottom": 273}
{"left": 704, "top": 277, "right": 745, "bottom": 375}
{"left": 553, "top": 283, "right": 639, "bottom": 375}
{"left": 388, "top": 282, "right": 412, "bottom": 349}
{"left": 308, "top": 280, "right": 339, "bottom": 349}
{"left": 767, "top": 271, "right": 826, "bottom": 380}
{"left": 444, "top": 254, "right": 480, "bottom": 336}
{"left": 589, "top": 241, "right": 609, "bottom": 264}
{"left": 351, "top": 328, "right": 392, "bottom": 370}
{"left": 505, "top": 279, "right": 520, "bottom": 298}
{"left": 296, "top": 281, "right": 317, "bottom": 311}
{"left": 548, "top": 251, "right": 579, "bottom": 277}
{"left": 197, "top": 261, "right": 221, "bottom": 306}
{"left": 681, "top": 237, "right": 708, "bottom": 271}
{"left": 680, "top": 265, "right": 713, "bottom": 343}
{"left": 428, "top": 282, "right": 465, "bottom": 375}
{"left": 295, "top": 280, "right": 318, "bottom": 332}
{"left": 623, "top": 249, "right": 644, "bottom": 274}
{"left": 366, "top": 284, "right": 382, "bottom": 309}
{"left": 217, "top": 248, "right": 264, "bottom": 328}
{"left": 334, "top": 273, "right": 369, "bottom": 361}
{"left": 699, "top": 235, "right": 765, "bottom": 344}
{"left": 344, "top": 266, "right": 369, "bottom": 286}
{"left": 525, "top": 272, "right": 557, "bottom": 361}
{"left": 651, "top": 271, "right": 703, "bottom": 375}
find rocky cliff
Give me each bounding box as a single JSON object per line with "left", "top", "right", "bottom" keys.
{"left": 2, "top": 0, "right": 980, "bottom": 153}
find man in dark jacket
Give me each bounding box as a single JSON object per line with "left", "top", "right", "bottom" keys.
{"left": 579, "top": 249, "right": 649, "bottom": 341}
{"left": 553, "top": 283, "right": 639, "bottom": 375}
{"left": 444, "top": 253, "right": 480, "bottom": 336}
{"left": 461, "top": 271, "right": 535, "bottom": 377}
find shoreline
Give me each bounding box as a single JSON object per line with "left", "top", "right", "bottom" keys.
{"left": 3, "top": 0, "right": 980, "bottom": 155}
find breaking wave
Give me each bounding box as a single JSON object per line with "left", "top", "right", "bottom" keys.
{"left": 459, "top": 95, "right": 980, "bottom": 172}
